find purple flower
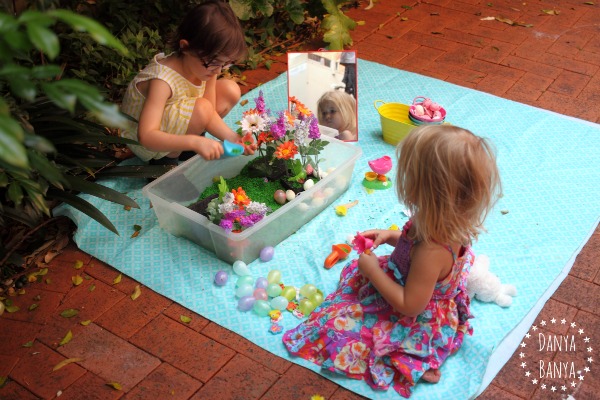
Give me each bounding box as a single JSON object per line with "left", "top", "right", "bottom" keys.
{"left": 224, "top": 209, "right": 246, "bottom": 220}
{"left": 239, "top": 213, "right": 264, "bottom": 227}
{"left": 219, "top": 218, "right": 234, "bottom": 231}
{"left": 271, "top": 111, "right": 287, "bottom": 140}
{"left": 308, "top": 116, "right": 321, "bottom": 139}
{"left": 254, "top": 90, "right": 266, "bottom": 113}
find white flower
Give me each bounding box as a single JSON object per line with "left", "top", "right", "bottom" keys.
{"left": 246, "top": 201, "right": 268, "bottom": 215}
{"left": 241, "top": 111, "right": 266, "bottom": 134}
{"left": 294, "top": 119, "right": 309, "bottom": 146}
{"left": 222, "top": 192, "right": 234, "bottom": 204}
{"left": 218, "top": 202, "right": 235, "bottom": 214}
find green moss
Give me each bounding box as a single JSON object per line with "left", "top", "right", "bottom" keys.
{"left": 199, "top": 167, "right": 286, "bottom": 213}
{"left": 198, "top": 158, "right": 320, "bottom": 215}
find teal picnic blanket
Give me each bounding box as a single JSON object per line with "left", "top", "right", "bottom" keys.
{"left": 55, "top": 60, "right": 600, "bottom": 399}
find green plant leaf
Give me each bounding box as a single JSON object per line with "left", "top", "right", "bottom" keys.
{"left": 21, "top": 180, "right": 51, "bottom": 216}
{"left": 23, "top": 134, "right": 56, "bottom": 154}
{"left": 28, "top": 150, "right": 67, "bottom": 189}
{"left": 26, "top": 23, "right": 60, "bottom": 60}
{"left": 59, "top": 330, "right": 73, "bottom": 346}
{"left": 7, "top": 181, "right": 24, "bottom": 206}
{"left": 49, "top": 10, "right": 129, "bottom": 56}
{"left": 63, "top": 175, "right": 140, "bottom": 209}
{"left": 48, "top": 190, "right": 119, "bottom": 235}
{"left": 60, "top": 309, "right": 79, "bottom": 318}
{"left": 17, "top": 10, "right": 54, "bottom": 26}
{"left": 321, "top": 0, "right": 357, "bottom": 49}
{"left": 0, "top": 13, "right": 18, "bottom": 33}
{"left": 230, "top": 0, "right": 253, "bottom": 20}
{"left": 0, "top": 115, "right": 28, "bottom": 168}
{"left": 41, "top": 83, "right": 77, "bottom": 113}
{"left": 30, "top": 65, "right": 62, "bottom": 79}
{"left": 9, "top": 76, "right": 37, "bottom": 101}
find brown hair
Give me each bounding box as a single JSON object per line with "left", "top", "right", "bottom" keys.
{"left": 169, "top": 0, "right": 247, "bottom": 63}
{"left": 395, "top": 125, "right": 502, "bottom": 245}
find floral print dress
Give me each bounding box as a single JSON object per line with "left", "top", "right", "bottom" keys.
{"left": 282, "top": 221, "right": 474, "bottom": 398}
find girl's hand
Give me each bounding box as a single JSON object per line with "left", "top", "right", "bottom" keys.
{"left": 361, "top": 229, "right": 401, "bottom": 249}
{"left": 193, "top": 136, "right": 224, "bottom": 160}
{"left": 357, "top": 252, "right": 379, "bottom": 279}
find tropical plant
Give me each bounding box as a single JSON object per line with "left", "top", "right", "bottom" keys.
{"left": 0, "top": 8, "right": 175, "bottom": 276}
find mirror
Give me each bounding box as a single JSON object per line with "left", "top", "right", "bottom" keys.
{"left": 287, "top": 51, "right": 358, "bottom": 142}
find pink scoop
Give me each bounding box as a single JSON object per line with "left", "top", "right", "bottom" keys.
{"left": 368, "top": 155, "right": 392, "bottom": 175}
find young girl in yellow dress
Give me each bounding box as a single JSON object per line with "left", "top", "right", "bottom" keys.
{"left": 121, "top": 1, "right": 249, "bottom": 164}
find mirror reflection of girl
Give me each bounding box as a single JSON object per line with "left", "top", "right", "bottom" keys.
{"left": 317, "top": 90, "right": 357, "bottom": 141}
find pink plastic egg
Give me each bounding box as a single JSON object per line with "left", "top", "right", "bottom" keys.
{"left": 274, "top": 190, "right": 286, "bottom": 205}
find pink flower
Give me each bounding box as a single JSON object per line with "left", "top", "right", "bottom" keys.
{"left": 352, "top": 232, "right": 373, "bottom": 255}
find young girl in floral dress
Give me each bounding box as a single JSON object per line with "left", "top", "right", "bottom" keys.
{"left": 283, "top": 125, "right": 502, "bottom": 397}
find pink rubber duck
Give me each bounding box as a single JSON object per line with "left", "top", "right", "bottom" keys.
{"left": 368, "top": 155, "right": 392, "bottom": 182}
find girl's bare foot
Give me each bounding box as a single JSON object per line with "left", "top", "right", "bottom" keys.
{"left": 421, "top": 369, "right": 441, "bottom": 383}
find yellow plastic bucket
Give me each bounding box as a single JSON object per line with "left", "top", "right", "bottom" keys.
{"left": 374, "top": 100, "right": 418, "bottom": 146}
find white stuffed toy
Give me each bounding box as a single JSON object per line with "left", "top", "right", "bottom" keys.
{"left": 467, "top": 254, "right": 517, "bottom": 307}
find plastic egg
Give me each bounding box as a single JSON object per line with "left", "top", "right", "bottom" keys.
{"left": 236, "top": 275, "right": 254, "bottom": 287}
{"left": 253, "top": 288, "right": 268, "bottom": 301}
{"left": 300, "top": 283, "right": 317, "bottom": 298}
{"left": 235, "top": 283, "right": 254, "bottom": 298}
{"left": 266, "top": 283, "right": 282, "bottom": 298}
{"left": 255, "top": 276, "right": 268, "bottom": 289}
{"left": 253, "top": 300, "right": 272, "bottom": 316}
{"left": 311, "top": 197, "right": 324, "bottom": 207}
{"left": 310, "top": 290, "right": 324, "bottom": 306}
{"left": 323, "top": 187, "right": 335, "bottom": 198}
{"left": 414, "top": 104, "right": 425, "bottom": 116}
{"left": 237, "top": 295, "right": 255, "bottom": 311}
{"left": 299, "top": 298, "right": 316, "bottom": 315}
{"left": 232, "top": 260, "right": 250, "bottom": 276}
{"left": 281, "top": 286, "right": 297, "bottom": 301}
{"left": 303, "top": 179, "right": 315, "bottom": 191}
{"left": 285, "top": 190, "right": 296, "bottom": 201}
{"left": 260, "top": 246, "right": 274, "bottom": 262}
{"left": 213, "top": 270, "right": 228, "bottom": 286}
{"left": 270, "top": 296, "right": 289, "bottom": 310}
{"left": 298, "top": 203, "right": 309, "bottom": 212}
{"left": 267, "top": 269, "right": 282, "bottom": 284}
{"left": 274, "top": 189, "right": 286, "bottom": 205}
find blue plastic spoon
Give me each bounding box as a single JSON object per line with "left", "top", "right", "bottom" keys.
{"left": 222, "top": 140, "right": 245, "bottom": 157}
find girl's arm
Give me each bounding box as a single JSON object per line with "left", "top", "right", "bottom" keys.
{"left": 201, "top": 76, "right": 251, "bottom": 149}
{"left": 137, "top": 79, "right": 223, "bottom": 160}
{"left": 357, "top": 242, "right": 450, "bottom": 317}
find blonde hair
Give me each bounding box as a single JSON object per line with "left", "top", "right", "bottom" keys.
{"left": 396, "top": 125, "right": 502, "bottom": 245}
{"left": 317, "top": 90, "right": 357, "bottom": 134}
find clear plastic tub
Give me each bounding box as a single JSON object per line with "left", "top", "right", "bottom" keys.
{"left": 142, "top": 135, "right": 362, "bottom": 264}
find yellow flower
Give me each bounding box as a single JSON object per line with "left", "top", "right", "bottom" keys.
{"left": 311, "top": 395, "right": 325, "bottom": 400}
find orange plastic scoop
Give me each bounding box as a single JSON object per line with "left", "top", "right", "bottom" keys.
{"left": 324, "top": 244, "right": 352, "bottom": 269}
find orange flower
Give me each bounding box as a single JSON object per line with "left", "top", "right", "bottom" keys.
{"left": 257, "top": 132, "right": 272, "bottom": 146}
{"left": 274, "top": 141, "right": 298, "bottom": 160}
{"left": 241, "top": 132, "right": 257, "bottom": 151}
{"left": 290, "top": 96, "right": 312, "bottom": 116}
{"left": 284, "top": 110, "right": 295, "bottom": 127}
{"left": 231, "top": 187, "right": 250, "bottom": 206}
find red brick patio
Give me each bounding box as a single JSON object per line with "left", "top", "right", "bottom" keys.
{"left": 1, "top": 1, "right": 599, "bottom": 399}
